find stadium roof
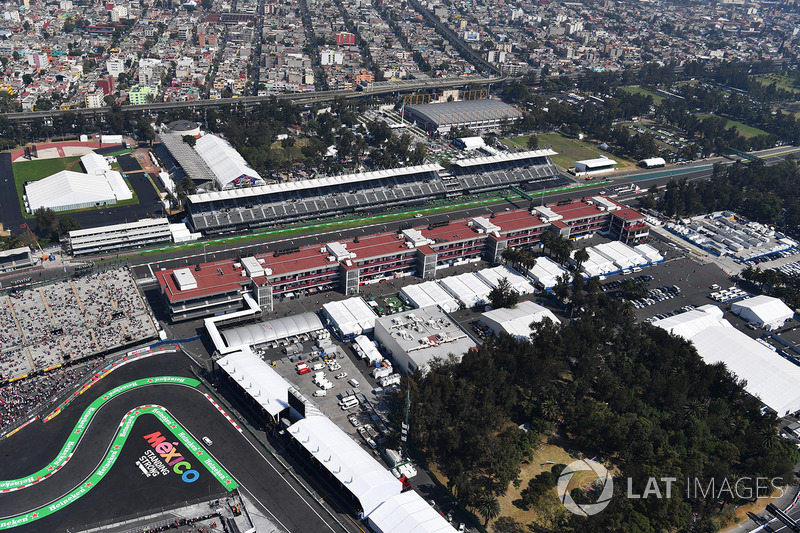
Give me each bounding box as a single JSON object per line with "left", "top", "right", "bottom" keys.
{"left": 217, "top": 347, "right": 290, "bottom": 417}
{"left": 287, "top": 415, "right": 402, "bottom": 517}
{"left": 654, "top": 305, "right": 800, "bottom": 416}
{"left": 195, "top": 134, "right": 266, "bottom": 190}
{"left": 450, "top": 149, "right": 557, "bottom": 168}
{"left": 405, "top": 99, "right": 521, "bottom": 126}
{"left": 221, "top": 312, "right": 324, "bottom": 348}
{"left": 368, "top": 491, "right": 457, "bottom": 533}
{"left": 158, "top": 132, "right": 217, "bottom": 184}
{"left": 188, "top": 164, "right": 444, "bottom": 204}
{"left": 25, "top": 170, "right": 118, "bottom": 211}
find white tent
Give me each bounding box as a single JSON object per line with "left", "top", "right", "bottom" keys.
{"left": 221, "top": 312, "right": 324, "bottom": 347}
{"left": 287, "top": 415, "right": 402, "bottom": 517}
{"left": 25, "top": 170, "right": 118, "bottom": 212}
{"left": 195, "top": 133, "right": 266, "bottom": 190}
{"left": 731, "top": 296, "right": 794, "bottom": 330}
{"left": 476, "top": 265, "right": 535, "bottom": 295}
{"left": 355, "top": 335, "right": 383, "bottom": 365}
{"left": 593, "top": 241, "right": 645, "bottom": 270}
{"left": 633, "top": 243, "right": 664, "bottom": 264}
{"left": 576, "top": 248, "right": 616, "bottom": 278}
{"left": 437, "top": 273, "right": 492, "bottom": 308}
{"left": 323, "top": 297, "right": 379, "bottom": 339}
{"left": 527, "top": 257, "right": 569, "bottom": 289}
{"left": 481, "top": 300, "right": 560, "bottom": 339}
{"left": 217, "top": 346, "right": 290, "bottom": 417}
{"left": 400, "top": 282, "right": 459, "bottom": 313}
{"left": 80, "top": 152, "right": 110, "bottom": 175}
{"left": 368, "top": 491, "right": 456, "bottom": 533}
{"left": 653, "top": 305, "right": 800, "bottom": 416}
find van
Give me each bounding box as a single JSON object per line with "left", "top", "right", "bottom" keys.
{"left": 311, "top": 363, "right": 326, "bottom": 371}
{"left": 632, "top": 267, "right": 642, "bottom": 272}
{"left": 348, "top": 378, "right": 360, "bottom": 388}
{"left": 313, "top": 390, "right": 327, "bottom": 397}
{"left": 339, "top": 396, "right": 359, "bottom": 409}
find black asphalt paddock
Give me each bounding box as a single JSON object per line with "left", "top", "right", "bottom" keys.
{"left": 0, "top": 352, "right": 335, "bottom": 533}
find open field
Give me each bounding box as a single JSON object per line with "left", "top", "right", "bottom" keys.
{"left": 752, "top": 72, "right": 800, "bottom": 94}
{"left": 621, "top": 86, "right": 665, "bottom": 103}
{"left": 504, "top": 133, "right": 636, "bottom": 171}
{"left": 697, "top": 114, "right": 769, "bottom": 138}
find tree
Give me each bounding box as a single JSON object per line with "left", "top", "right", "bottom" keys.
{"left": 182, "top": 135, "right": 196, "bottom": 147}
{"left": 475, "top": 492, "right": 500, "bottom": 527}
{"left": 34, "top": 207, "right": 59, "bottom": 239}
{"left": 573, "top": 247, "right": 590, "bottom": 271}
{"left": 489, "top": 277, "right": 520, "bottom": 309}
{"left": 63, "top": 21, "right": 74, "bottom": 33}
{"left": 58, "top": 215, "right": 82, "bottom": 235}
{"left": 526, "top": 134, "right": 539, "bottom": 150}
{"left": 493, "top": 516, "right": 526, "bottom": 533}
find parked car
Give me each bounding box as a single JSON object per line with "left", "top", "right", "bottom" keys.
{"left": 335, "top": 372, "right": 348, "bottom": 379}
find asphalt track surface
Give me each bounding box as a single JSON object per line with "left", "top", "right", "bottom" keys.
{"left": 0, "top": 352, "right": 339, "bottom": 533}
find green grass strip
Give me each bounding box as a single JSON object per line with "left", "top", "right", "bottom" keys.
{"left": 0, "top": 376, "right": 237, "bottom": 530}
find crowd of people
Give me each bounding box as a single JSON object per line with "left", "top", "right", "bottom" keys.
{"left": 0, "top": 268, "right": 158, "bottom": 381}
{"left": 0, "top": 360, "right": 104, "bottom": 433}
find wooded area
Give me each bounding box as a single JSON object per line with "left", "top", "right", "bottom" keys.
{"left": 396, "top": 282, "right": 797, "bottom": 532}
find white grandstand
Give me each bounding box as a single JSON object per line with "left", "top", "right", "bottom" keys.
{"left": 195, "top": 134, "right": 266, "bottom": 190}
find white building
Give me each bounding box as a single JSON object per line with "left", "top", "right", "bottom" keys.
{"left": 368, "top": 491, "right": 456, "bottom": 533}
{"left": 221, "top": 312, "right": 324, "bottom": 349}
{"left": 653, "top": 305, "right": 800, "bottom": 416}
{"left": 476, "top": 265, "right": 535, "bottom": 295}
{"left": 320, "top": 50, "right": 344, "bottom": 65}
{"left": 217, "top": 347, "right": 291, "bottom": 419}
{"left": 731, "top": 296, "right": 794, "bottom": 330}
{"left": 399, "top": 281, "right": 459, "bottom": 313}
{"left": 322, "top": 297, "right": 379, "bottom": 340}
{"left": 64, "top": 218, "right": 172, "bottom": 256}
{"left": 481, "top": 300, "right": 560, "bottom": 339}
{"left": 138, "top": 58, "right": 163, "bottom": 86}
{"left": 527, "top": 256, "right": 569, "bottom": 289}
{"left": 437, "top": 272, "right": 493, "bottom": 308}
{"left": 194, "top": 134, "right": 266, "bottom": 190}
{"left": 374, "top": 307, "right": 475, "bottom": 374}
{"left": 106, "top": 59, "right": 125, "bottom": 77}
{"left": 573, "top": 156, "right": 617, "bottom": 176}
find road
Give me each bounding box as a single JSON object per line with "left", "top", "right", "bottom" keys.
{"left": 0, "top": 351, "right": 356, "bottom": 533}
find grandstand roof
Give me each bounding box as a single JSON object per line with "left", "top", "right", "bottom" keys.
{"left": 25, "top": 170, "right": 119, "bottom": 211}
{"left": 405, "top": 99, "right": 521, "bottom": 127}
{"left": 450, "top": 149, "right": 557, "bottom": 169}
{"left": 158, "top": 132, "right": 217, "bottom": 184}
{"left": 195, "top": 133, "right": 266, "bottom": 190}
{"left": 188, "top": 164, "right": 444, "bottom": 204}
{"left": 288, "top": 415, "right": 402, "bottom": 517}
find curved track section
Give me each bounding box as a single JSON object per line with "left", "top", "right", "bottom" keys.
{"left": 0, "top": 378, "right": 237, "bottom": 530}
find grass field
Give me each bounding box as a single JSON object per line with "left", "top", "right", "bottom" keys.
{"left": 752, "top": 72, "right": 800, "bottom": 94}
{"left": 12, "top": 155, "right": 139, "bottom": 217}
{"left": 697, "top": 114, "right": 769, "bottom": 138}
{"left": 504, "top": 133, "right": 636, "bottom": 171}
{"left": 621, "top": 86, "right": 665, "bottom": 103}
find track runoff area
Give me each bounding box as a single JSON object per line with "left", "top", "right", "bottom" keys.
{"left": 0, "top": 376, "right": 237, "bottom": 531}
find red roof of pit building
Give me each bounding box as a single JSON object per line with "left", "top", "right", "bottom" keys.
{"left": 156, "top": 261, "right": 249, "bottom": 303}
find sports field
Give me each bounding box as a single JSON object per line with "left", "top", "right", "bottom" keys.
{"left": 697, "top": 114, "right": 769, "bottom": 139}
{"left": 752, "top": 72, "right": 800, "bottom": 94}
{"left": 621, "top": 86, "right": 665, "bottom": 103}
{"left": 503, "top": 133, "right": 636, "bottom": 171}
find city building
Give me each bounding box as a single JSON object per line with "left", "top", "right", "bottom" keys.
{"left": 64, "top": 218, "right": 172, "bottom": 256}
{"left": 128, "top": 86, "right": 152, "bottom": 105}
{"left": 374, "top": 306, "right": 475, "bottom": 374}
{"left": 85, "top": 88, "right": 105, "bottom": 108}
{"left": 156, "top": 197, "right": 647, "bottom": 321}
{"left": 404, "top": 99, "right": 522, "bottom": 133}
